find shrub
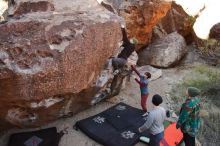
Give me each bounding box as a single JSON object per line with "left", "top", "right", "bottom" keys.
{"left": 170, "top": 65, "right": 220, "bottom": 145}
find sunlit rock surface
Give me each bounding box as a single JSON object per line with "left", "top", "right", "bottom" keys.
{"left": 152, "top": 2, "right": 193, "bottom": 42}
{"left": 99, "top": 0, "right": 172, "bottom": 48}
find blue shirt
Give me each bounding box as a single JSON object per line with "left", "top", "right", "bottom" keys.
{"left": 140, "top": 75, "right": 149, "bottom": 95}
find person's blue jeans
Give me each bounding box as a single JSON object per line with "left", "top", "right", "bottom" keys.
{"left": 149, "top": 132, "right": 164, "bottom": 146}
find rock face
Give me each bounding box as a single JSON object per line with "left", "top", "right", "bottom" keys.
{"left": 7, "top": 0, "right": 55, "bottom": 16}
{"left": 138, "top": 32, "right": 187, "bottom": 68}
{"left": 100, "top": 0, "right": 171, "bottom": 48}
{"left": 0, "top": 0, "right": 122, "bottom": 129}
{"left": 152, "top": 2, "right": 193, "bottom": 41}
{"left": 209, "top": 23, "right": 220, "bottom": 40}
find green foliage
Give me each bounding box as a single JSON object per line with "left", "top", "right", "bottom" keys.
{"left": 185, "top": 65, "right": 220, "bottom": 90}
{"left": 187, "top": 16, "right": 196, "bottom": 24}
{"left": 197, "top": 39, "right": 220, "bottom": 54}
{"left": 170, "top": 65, "right": 220, "bottom": 106}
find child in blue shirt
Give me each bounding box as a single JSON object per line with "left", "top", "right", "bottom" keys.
{"left": 131, "top": 65, "right": 151, "bottom": 112}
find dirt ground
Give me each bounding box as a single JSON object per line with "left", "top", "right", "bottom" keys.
{"left": 0, "top": 67, "right": 187, "bottom": 146}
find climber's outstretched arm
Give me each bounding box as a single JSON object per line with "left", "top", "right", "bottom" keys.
{"left": 135, "top": 78, "right": 146, "bottom": 86}
{"left": 131, "top": 65, "right": 140, "bottom": 77}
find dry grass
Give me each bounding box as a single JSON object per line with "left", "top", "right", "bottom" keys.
{"left": 170, "top": 65, "right": 220, "bottom": 146}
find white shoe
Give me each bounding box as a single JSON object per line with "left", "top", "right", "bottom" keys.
{"left": 140, "top": 136, "right": 150, "bottom": 143}
{"left": 142, "top": 112, "right": 149, "bottom": 117}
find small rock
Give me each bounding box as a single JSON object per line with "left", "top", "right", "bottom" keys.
{"left": 133, "top": 65, "right": 162, "bottom": 81}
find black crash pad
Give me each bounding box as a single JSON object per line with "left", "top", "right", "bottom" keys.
{"left": 75, "top": 102, "right": 150, "bottom": 146}
{"left": 8, "top": 127, "right": 62, "bottom": 146}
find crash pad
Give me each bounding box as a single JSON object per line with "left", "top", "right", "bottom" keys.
{"left": 160, "top": 123, "right": 183, "bottom": 146}
{"left": 76, "top": 102, "right": 183, "bottom": 146}
{"left": 8, "top": 127, "right": 62, "bottom": 146}
{"left": 75, "top": 102, "right": 150, "bottom": 146}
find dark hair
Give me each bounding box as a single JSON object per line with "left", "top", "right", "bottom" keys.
{"left": 145, "top": 72, "right": 151, "bottom": 79}
{"left": 152, "top": 94, "right": 163, "bottom": 106}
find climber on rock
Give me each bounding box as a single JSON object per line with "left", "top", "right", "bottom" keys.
{"left": 111, "top": 57, "right": 127, "bottom": 73}
{"left": 109, "top": 25, "right": 138, "bottom": 96}
{"left": 111, "top": 24, "right": 137, "bottom": 75}
{"left": 131, "top": 65, "right": 151, "bottom": 112}
{"left": 117, "top": 25, "right": 137, "bottom": 60}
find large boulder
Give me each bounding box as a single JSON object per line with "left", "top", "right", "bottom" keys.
{"left": 152, "top": 2, "right": 193, "bottom": 42}
{"left": 99, "top": 0, "right": 172, "bottom": 48}
{"left": 138, "top": 32, "right": 187, "bottom": 68}
{"left": 209, "top": 23, "right": 220, "bottom": 40}
{"left": 0, "top": 0, "right": 122, "bottom": 129}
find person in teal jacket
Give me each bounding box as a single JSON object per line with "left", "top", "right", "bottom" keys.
{"left": 176, "top": 87, "right": 201, "bottom": 146}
